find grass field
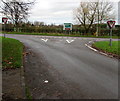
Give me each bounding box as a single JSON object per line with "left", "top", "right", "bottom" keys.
{"left": 93, "top": 41, "right": 120, "bottom": 55}
{"left": 3, "top": 31, "right": 119, "bottom": 39}
{"left": 2, "top": 37, "right": 23, "bottom": 69}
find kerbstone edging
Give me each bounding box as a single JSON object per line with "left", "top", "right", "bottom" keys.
{"left": 85, "top": 40, "right": 114, "bottom": 58}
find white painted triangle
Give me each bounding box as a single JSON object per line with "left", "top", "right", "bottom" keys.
{"left": 66, "top": 40, "right": 74, "bottom": 43}
{"left": 41, "top": 39, "right": 48, "bottom": 42}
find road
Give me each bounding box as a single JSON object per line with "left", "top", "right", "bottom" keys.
{"left": 6, "top": 34, "right": 118, "bottom": 99}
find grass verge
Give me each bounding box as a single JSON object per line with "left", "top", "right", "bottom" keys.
{"left": 3, "top": 32, "right": 119, "bottom": 39}
{"left": 2, "top": 37, "right": 23, "bottom": 69}
{"left": 25, "top": 86, "right": 32, "bottom": 99}
{"left": 92, "top": 41, "right": 120, "bottom": 56}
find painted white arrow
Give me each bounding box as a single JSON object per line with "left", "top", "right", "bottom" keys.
{"left": 66, "top": 40, "right": 74, "bottom": 43}
{"left": 41, "top": 39, "right": 48, "bottom": 42}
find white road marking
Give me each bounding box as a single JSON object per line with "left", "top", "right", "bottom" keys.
{"left": 66, "top": 40, "right": 74, "bottom": 43}
{"left": 89, "top": 41, "right": 92, "bottom": 44}
{"left": 100, "top": 52, "right": 108, "bottom": 56}
{"left": 85, "top": 42, "right": 110, "bottom": 57}
{"left": 85, "top": 44, "right": 98, "bottom": 52}
{"left": 41, "top": 39, "right": 48, "bottom": 42}
{"left": 44, "top": 80, "right": 48, "bottom": 83}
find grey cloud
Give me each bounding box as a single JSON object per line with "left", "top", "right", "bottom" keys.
{"left": 28, "top": 0, "right": 80, "bottom": 24}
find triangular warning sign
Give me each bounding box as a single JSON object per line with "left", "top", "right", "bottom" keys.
{"left": 107, "top": 21, "right": 116, "bottom": 29}
{"left": 2, "top": 17, "right": 8, "bottom": 23}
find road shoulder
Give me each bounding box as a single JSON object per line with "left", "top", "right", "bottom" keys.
{"left": 2, "top": 68, "right": 24, "bottom": 99}
{"left": 24, "top": 46, "right": 85, "bottom": 99}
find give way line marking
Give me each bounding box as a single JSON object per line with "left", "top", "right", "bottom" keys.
{"left": 66, "top": 40, "right": 74, "bottom": 43}
{"left": 41, "top": 39, "right": 48, "bottom": 42}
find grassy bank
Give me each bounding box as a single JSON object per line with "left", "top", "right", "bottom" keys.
{"left": 2, "top": 37, "right": 23, "bottom": 69}
{"left": 3, "top": 31, "right": 119, "bottom": 39}
{"left": 92, "top": 41, "right": 120, "bottom": 56}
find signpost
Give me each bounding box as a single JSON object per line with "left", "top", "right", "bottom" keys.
{"left": 63, "top": 23, "right": 72, "bottom": 30}
{"left": 107, "top": 20, "right": 116, "bottom": 46}
{"left": 2, "top": 17, "right": 8, "bottom": 38}
{"left": 63, "top": 23, "right": 72, "bottom": 35}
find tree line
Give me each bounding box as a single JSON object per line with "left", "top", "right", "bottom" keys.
{"left": 2, "top": 22, "right": 120, "bottom": 36}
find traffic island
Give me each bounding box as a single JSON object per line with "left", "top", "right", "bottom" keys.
{"left": 92, "top": 41, "right": 120, "bottom": 59}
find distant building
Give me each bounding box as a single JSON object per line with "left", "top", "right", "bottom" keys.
{"left": 118, "top": 1, "right": 120, "bottom": 25}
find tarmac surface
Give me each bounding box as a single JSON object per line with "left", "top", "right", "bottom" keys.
{"left": 5, "top": 34, "right": 118, "bottom": 99}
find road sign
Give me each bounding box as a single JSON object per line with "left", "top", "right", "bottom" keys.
{"left": 63, "top": 23, "right": 72, "bottom": 30}
{"left": 2, "top": 17, "right": 8, "bottom": 24}
{"left": 107, "top": 20, "right": 116, "bottom": 29}
{"left": 107, "top": 20, "right": 116, "bottom": 46}
{"left": 2, "top": 17, "right": 8, "bottom": 38}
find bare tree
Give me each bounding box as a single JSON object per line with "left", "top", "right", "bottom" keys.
{"left": 74, "top": 1, "right": 114, "bottom": 35}
{"left": 95, "top": 0, "right": 114, "bottom": 23}
{"left": 74, "top": 2, "right": 98, "bottom": 34}
{"left": 95, "top": 0, "right": 114, "bottom": 35}
{"left": 1, "top": 0, "right": 35, "bottom": 27}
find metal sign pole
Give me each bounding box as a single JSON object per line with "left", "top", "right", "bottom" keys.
{"left": 4, "top": 22, "right": 6, "bottom": 38}
{"left": 109, "top": 28, "right": 112, "bottom": 46}
{"left": 69, "top": 30, "right": 70, "bottom": 35}
{"left": 107, "top": 20, "right": 115, "bottom": 47}
{"left": 4, "top": 23, "right": 6, "bottom": 38}
{"left": 2, "top": 17, "right": 8, "bottom": 38}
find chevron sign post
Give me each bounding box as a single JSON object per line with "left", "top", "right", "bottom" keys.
{"left": 107, "top": 20, "right": 116, "bottom": 46}
{"left": 2, "top": 17, "right": 8, "bottom": 38}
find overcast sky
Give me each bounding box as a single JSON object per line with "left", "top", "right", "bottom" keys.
{"left": 0, "top": 0, "right": 120, "bottom": 25}
{"left": 28, "top": 0, "right": 81, "bottom": 25}
{"left": 28, "top": 0, "right": 120, "bottom": 25}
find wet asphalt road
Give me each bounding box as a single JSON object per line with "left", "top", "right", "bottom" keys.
{"left": 6, "top": 34, "right": 118, "bottom": 99}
